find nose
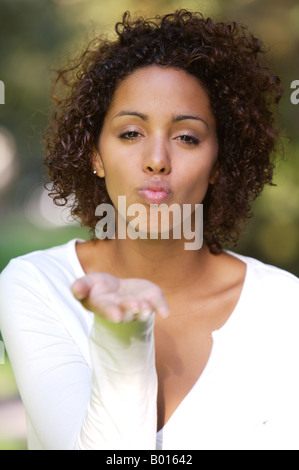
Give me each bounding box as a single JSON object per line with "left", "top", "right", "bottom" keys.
{"left": 142, "top": 138, "right": 171, "bottom": 175}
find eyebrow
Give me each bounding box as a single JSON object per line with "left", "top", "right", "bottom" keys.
{"left": 112, "top": 111, "right": 208, "bottom": 127}
{"left": 173, "top": 114, "right": 208, "bottom": 127}
{"left": 113, "top": 111, "right": 148, "bottom": 121}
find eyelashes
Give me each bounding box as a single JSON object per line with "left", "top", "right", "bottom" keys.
{"left": 176, "top": 134, "right": 199, "bottom": 145}
{"left": 119, "top": 131, "right": 141, "bottom": 140}
{"left": 119, "top": 131, "right": 200, "bottom": 146}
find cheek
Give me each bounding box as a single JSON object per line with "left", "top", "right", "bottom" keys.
{"left": 180, "top": 157, "right": 214, "bottom": 185}
{"left": 177, "top": 156, "right": 216, "bottom": 202}
{"left": 102, "top": 159, "right": 131, "bottom": 203}
{"left": 193, "top": 145, "right": 218, "bottom": 185}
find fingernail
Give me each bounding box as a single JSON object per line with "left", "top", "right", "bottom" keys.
{"left": 138, "top": 310, "right": 152, "bottom": 321}
{"left": 111, "top": 312, "right": 122, "bottom": 323}
{"left": 123, "top": 309, "right": 139, "bottom": 322}
{"left": 72, "top": 289, "right": 85, "bottom": 301}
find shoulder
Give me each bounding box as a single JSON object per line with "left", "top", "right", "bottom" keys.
{"left": 229, "top": 250, "right": 299, "bottom": 294}
{"left": 0, "top": 238, "right": 92, "bottom": 344}
{"left": 0, "top": 238, "right": 84, "bottom": 287}
{"left": 0, "top": 238, "right": 85, "bottom": 328}
{"left": 228, "top": 251, "right": 299, "bottom": 334}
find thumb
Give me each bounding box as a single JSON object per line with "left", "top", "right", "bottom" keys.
{"left": 71, "top": 277, "right": 92, "bottom": 300}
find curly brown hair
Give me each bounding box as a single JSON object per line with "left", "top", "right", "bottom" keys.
{"left": 45, "top": 9, "right": 283, "bottom": 253}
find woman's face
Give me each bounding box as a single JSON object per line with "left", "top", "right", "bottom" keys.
{"left": 95, "top": 65, "right": 218, "bottom": 232}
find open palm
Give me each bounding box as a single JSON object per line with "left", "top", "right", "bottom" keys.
{"left": 72, "top": 273, "right": 170, "bottom": 323}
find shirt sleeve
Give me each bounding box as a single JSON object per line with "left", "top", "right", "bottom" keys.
{"left": 77, "top": 315, "right": 157, "bottom": 450}
{"left": 0, "top": 258, "right": 158, "bottom": 450}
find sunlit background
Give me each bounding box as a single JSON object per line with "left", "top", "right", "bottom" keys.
{"left": 0, "top": 0, "right": 298, "bottom": 450}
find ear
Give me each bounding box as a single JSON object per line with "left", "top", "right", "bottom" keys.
{"left": 209, "top": 161, "right": 218, "bottom": 185}
{"left": 92, "top": 149, "right": 105, "bottom": 178}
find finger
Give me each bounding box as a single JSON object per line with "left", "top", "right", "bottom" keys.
{"left": 137, "top": 309, "right": 155, "bottom": 322}
{"left": 120, "top": 299, "right": 154, "bottom": 322}
{"left": 122, "top": 308, "right": 155, "bottom": 323}
{"left": 91, "top": 299, "right": 123, "bottom": 323}
{"left": 87, "top": 272, "right": 120, "bottom": 292}
{"left": 150, "top": 297, "right": 170, "bottom": 319}
{"left": 118, "top": 297, "right": 140, "bottom": 313}
{"left": 122, "top": 309, "right": 140, "bottom": 323}
{"left": 136, "top": 300, "right": 154, "bottom": 321}
{"left": 72, "top": 273, "right": 120, "bottom": 301}
{"left": 140, "top": 287, "right": 170, "bottom": 319}
{"left": 71, "top": 277, "right": 92, "bottom": 300}
{"left": 119, "top": 299, "right": 143, "bottom": 323}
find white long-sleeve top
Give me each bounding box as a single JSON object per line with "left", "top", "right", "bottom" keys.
{"left": 0, "top": 239, "right": 299, "bottom": 450}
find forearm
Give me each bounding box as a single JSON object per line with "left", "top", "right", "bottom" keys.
{"left": 76, "top": 314, "right": 157, "bottom": 450}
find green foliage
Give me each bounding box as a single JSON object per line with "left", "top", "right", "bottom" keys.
{"left": 1, "top": 0, "right": 298, "bottom": 275}
{"left": 0, "top": 0, "right": 298, "bottom": 450}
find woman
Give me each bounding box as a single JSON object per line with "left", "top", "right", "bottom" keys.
{"left": 0, "top": 10, "right": 298, "bottom": 450}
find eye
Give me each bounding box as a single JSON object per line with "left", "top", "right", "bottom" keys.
{"left": 176, "top": 134, "right": 200, "bottom": 146}
{"left": 119, "top": 131, "right": 142, "bottom": 140}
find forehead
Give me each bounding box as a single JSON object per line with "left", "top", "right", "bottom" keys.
{"left": 107, "top": 65, "right": 212, "bottom": 118}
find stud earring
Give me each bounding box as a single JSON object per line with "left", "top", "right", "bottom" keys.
{"left": 93, "top": 170, "right": 97, "bottom": 175}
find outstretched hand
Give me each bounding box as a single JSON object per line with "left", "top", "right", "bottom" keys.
{"left": 72, "top": 273, "right": 170, "bottom": 323}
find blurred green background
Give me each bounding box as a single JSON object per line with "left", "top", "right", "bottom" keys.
{"left": 0, "top": 0, "right": 298, "bottom": 450}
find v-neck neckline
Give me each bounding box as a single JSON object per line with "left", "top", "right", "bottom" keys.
{"left": 68, "top": 238, "right": 251, "bottom": 443}
{"left": 156, "top": 251, "right": 251, "bottom": 442}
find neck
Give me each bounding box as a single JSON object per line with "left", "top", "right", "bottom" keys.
{"left": 106, "top": 201, "right": 207, "bottom": 290}
{"left": 109, "top": 236, "right": 212, "bottom": 296}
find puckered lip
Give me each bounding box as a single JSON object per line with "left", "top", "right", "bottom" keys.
{"left": 137, "top": 180, "right": 171, "bottom": 194}
{"left": 137, "top": 180, "right": 172, "bottom": 204}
